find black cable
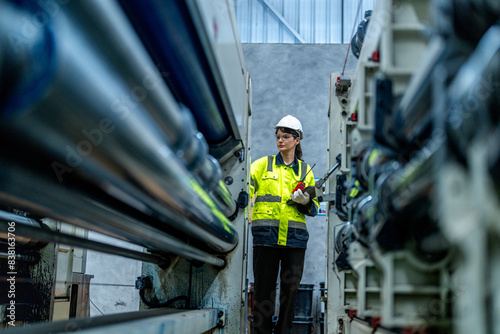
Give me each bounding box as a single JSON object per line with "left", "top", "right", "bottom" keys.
{"left": 138, "top": 289, "right": 189, "bottom": 309}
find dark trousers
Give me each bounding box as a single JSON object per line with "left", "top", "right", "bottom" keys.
{"left": 252, "top": 246, "right": 306, "bottom": 334}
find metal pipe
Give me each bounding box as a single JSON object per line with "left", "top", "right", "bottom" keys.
{"left": 371, "top": 147, "right": 449, "bottom": 259}
{"left": 351, "top": 195, "right": 374, "bottom": 247}
{"left": 61, "top": 0, "right": 237, "bottom": 217}
{"left": 118, "top": 0, "right": 232, "bottom": 144}
{"left": 0, "top": 210, "right": 41, "bottom": 247}
{"left": 0, "top": 220, "right": 172, "bottom": 267}
{"left": 46, "top": 1, "right": 208, "bottom": 164}
{"left": 385, "top": 142, "right": 439, "bottom": 216}
{"left": 0, "top": 1, "right": 238, "bottom": 253}
{"left": 0, "top": 1, "right": 54, "bottom": 117}
{"left": 0, "top": 251, "right": 39, "bottom": 264}
{"left": 196, "top": 156, "right": 237, "bottom": 217}
{"left": 446, "top": 25, "right": 500, "bottom": 159}
{"left": 0, "top": 160, "right": 226, "bottom": 267}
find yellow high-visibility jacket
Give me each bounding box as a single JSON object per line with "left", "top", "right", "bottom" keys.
{"left": 250, "top": 154, "right": 318, "bottom": 248}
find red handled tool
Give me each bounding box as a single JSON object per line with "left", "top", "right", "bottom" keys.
{"left": 293, "top": 163, "right": 316, "bottom": 193}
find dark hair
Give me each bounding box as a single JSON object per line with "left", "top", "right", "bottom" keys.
{"left": 276, "top": 127, "right": 303, "bottom": 160}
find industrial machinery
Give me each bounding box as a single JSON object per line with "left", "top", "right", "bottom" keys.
{"left": 323, "top": 0, "right": 500, "bottom": 333}
{"left": 2, "top": 0, "right": 499, "bottom": 333}
{"left": 0, "top": 0, "right": 251, "bottom": 333}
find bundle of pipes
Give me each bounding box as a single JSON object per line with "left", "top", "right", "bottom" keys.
{"left": 376, "top": 0, "right": 500, "bottom": 157}
{"left": 375, "top": 23, "right": 500, "bottom": 260}
{"left": 0, "top": 0, "right": 240, "bottom": 266}
{"left": 118, "top": 0, "right": 240, "bottom": 153}
{"left": 446, "top": 25, "right": 500, "bottom": 161}
{"left": 348, "top": 0, "right": 500, "bottom": 262}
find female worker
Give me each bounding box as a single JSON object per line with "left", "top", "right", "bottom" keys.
{"left": 250, "top": 115, "right": 318, "bottom": 334}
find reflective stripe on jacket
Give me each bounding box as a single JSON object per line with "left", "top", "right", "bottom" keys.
{"left": 250, "top": 154, "right": 318, "bottom": 248}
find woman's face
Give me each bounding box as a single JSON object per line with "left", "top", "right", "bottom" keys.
{"left": 276, "top": 129, "right": 299, "bottom": 154}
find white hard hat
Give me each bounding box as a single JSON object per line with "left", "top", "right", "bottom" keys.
{"left": 275, "top": 115, "right": 304, "bottom": 139}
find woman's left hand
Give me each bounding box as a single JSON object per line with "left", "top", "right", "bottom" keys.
{"left": 291, "top": 189, "right": 310, "bottom": 205}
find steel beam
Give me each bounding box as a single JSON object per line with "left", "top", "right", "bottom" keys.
{"left": 1, "top": 308, "right": 219, "bottom": 334}
{"left": 257, "top": 0, "right": 306, "bottom": 43}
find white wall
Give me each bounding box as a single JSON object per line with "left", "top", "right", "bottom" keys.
{"left": 85, "top": 232, "right": 142, "bottom": 316}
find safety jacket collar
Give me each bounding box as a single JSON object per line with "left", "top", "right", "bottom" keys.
{"left": 275, "top": 153, "right": 300, "bottom": 176}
